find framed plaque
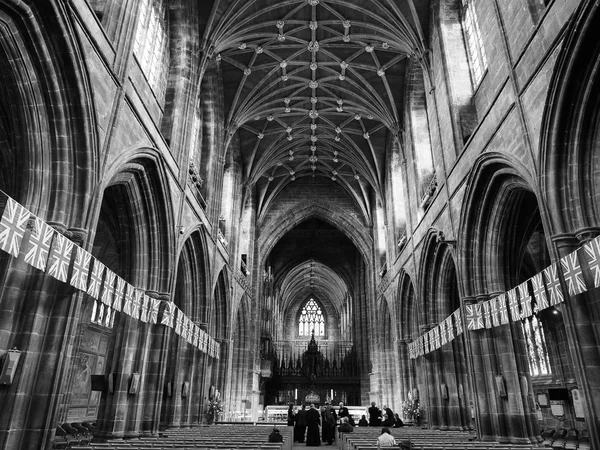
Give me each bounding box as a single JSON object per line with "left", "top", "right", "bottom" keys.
{"left": 537, "top": 393, "right": 549, "bottom": 407}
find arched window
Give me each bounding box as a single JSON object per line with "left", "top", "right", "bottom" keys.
{"left": 299, "top": 299, "right": 325, "bottom": 337}
{"left": 461, "top": 0, "right": 488, "bottom": 87}
{"left": 522, "top": 315, "right": 551, "bottom": 376}
{"left": 133, "top": 0, "right": 169, "bottom": 100}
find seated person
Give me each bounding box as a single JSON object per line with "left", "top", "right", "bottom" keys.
{"left": 377, "top": 428, "right": 397, "bottom": 448}
{"left": 338, "top": 417, "right": 353, "bottom": 434}
{"left": 381, "top": 413, "right": 395, "bottom": 427}
{"left": 393, "top": 413, "right": 404, "bottom": 428}
{"left": 268, "top": 427, "right": 284, "bottom": 442}
{"left": 358, "top": 415, "right": 369, "bottom": 427}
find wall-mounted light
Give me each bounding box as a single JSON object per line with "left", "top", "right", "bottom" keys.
{"left": 0, "top": 348, "right": 22, "bottom": 385}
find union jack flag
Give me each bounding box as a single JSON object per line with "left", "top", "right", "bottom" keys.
{"left": 131, "top": 288, "right": 142, "bottom": 320}
{"left": 560, "top": 251, "right": 587, "bottom": 296}
{"left": 148, "top": 297, "right": 160, "bottom": 324}
{"left": 113, "top": 276, "right": 126, "bottom": 312}
{"left": 0, "top": 194, "right": 31, "bottom": 257}
{"left": 70, "top": 245, "right": 92, "bottom": 291}
{"left": 482, "top": 301, "right": 492, "bottom": 329}
{"left": 47, "top": 232, "right": 74, "bottom": 282}
{"left": 101, "top": 270, "right": 116, "bottom": 306}
{"left": 161, "top": 301, "right": 174, "bottom": 327}
{"left": 518, "top": 282, "right": 533, "bottom": 319}
{"left": 201, "top": 330, "right": 207, "bottom": 352}
{"left": 584, "top": 236, "right": 600, "bottom": 288}
{"left": 453, "top": 309, "right": 463, "bottom": 335}
{"left": 544, "top": 263, "right": 564, "bottom": 305}
{"left": 87, "top": 259, "right": 105, "bottom": 299}
{"left": 432, "top": 327, "right": 440, "bottom": 349}
{"left": 446, "top": 316, "right": 455, "bottom": 341}
{"left": 122, "top": 283, "right": 134, "bottom": 317}
{"left": 531, "top": 272, "right": 549, "bottom": 312}
{"left": 140, "top": 294, "right": 149, "bottom": 323}
{"left": 497, "top": 294, "right": 509, "bottom": 325}
{"left": 187, "top": 320, "right": 194, "bottom": 344}
{"left": 465, "top": 303, "right": 484, "bottom": 330}
{"left": 408, "top": 341, "right": 414, "bottom": 359}
{"left": 193, "top": 325, "right": 200, "bottom": 348}
{"left": 215, "top": 345, "right": 220, "bottom": 360}
{"left": 507, "top": 288, "right": 520, "bottom": 321}
{"left": 22, "top": 216, "right": 54, "bottom": 271}
{"left": 181, "top": 315, "right": 188, "bottom": 340}
{"left": 175, "top": 308, "right": 183, "bottom": 335}
{"left": 439, "top": 320, "right": 447, "bottom": 346}
{"left": 489, "top": 297, "right": 500, "bottom": 327}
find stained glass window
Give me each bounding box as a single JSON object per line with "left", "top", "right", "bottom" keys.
{"left": 299, "top": 299, "right": 325, "bottom": 336}
{"left": 461, "top": 0, "right": 488, "bottom": 86}
{"left": 522, "top": 315, "right": 551, "bottom": 376}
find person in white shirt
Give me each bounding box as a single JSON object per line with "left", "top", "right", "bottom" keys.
{"left": 377, "top": 427, "right": 397, "bottom": 448}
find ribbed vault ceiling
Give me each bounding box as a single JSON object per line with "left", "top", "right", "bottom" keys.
{"left": 204, "top": 0, "right": 429, "bottom": 217}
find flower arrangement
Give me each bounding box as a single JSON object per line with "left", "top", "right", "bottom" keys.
{"left": 207, "top": 399, "right": 224, "bottom": 416}
{"left": 402, "top": 399, "right": 420, "bottom": 422}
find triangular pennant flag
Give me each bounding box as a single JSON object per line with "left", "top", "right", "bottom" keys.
{"left": 148, "top": 297, "right": 160, "bottom": 324}
{"left": 454, "top": 309, "right": 463, "bottom": 335}
{"left": 465, "top": 303, "right": 484, "bottom": 330}
{"left": 531, "top": 272, "right": 549, "bottom": 312}
{"left": 101, "top": 270, "right": 116, "bottom": 306}
{"left": 482, "top": 301, "right": 493, "bottom": 328}
{"left": 584, "top": 236, "right": 600, "bottom": 288}
{"left": 517, "top": 282, "right": 533, "bottom": 319}
{"left": 0, "top": 193, "right": 31, "bottom": 257}
{"left": 87, "top": 259, "right": 105, "bottom": 299}
{"left": 497, "top": 294, "right": 509, "bottom": 325}
{"left": 70, "top": 245, "right": 92, "bottom": 291}
{"left": 47, "top": 232, "right": 74, "bottom": 283}
{"left": 113, "top": 276, "right": 126, "bottom": 312}
{"left": 22, "top": 216, "right": 54, "bottom": 271}
{"left": 544, "top": 263, "right": 564, "bottom": 306}
{"left": 507, "top": 288, "right": 520, "bottom": 321}
{"left": 161, "top": 301, "right": 174, "bottom": 327}
{"left": 560, "top": 251, "right": 587, "bottom": 296}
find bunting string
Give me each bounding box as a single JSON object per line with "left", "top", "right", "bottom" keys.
{"left": 0, "top": 190, "right": 221, "bottom": 359}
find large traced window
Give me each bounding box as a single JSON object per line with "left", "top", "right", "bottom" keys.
{"left": 461, "top": 0, "right": 488, "bottom": 86}
{"left": 299, "top": 299, "right": 325, "bottom": 337}
{"left": 522, "top": 315, "right": 551, "bottom": 376}
{"left": 133, "top": 0, "right": 169, "bottom": 99}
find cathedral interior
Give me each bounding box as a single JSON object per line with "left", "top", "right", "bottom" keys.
{"left": 1, "top": 0, "right": 600, "bottom": 449}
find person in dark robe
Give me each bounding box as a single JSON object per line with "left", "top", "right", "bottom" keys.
{"left": 392, "top": 413, "right": 404, "bottom": 428}
{"left": 381, "top": 406, "right": 395, "bottom": 427}
{"left": 306, "top": 403, "right": 321, "bottom": 446}
{"left": 321, "top": 402, "right": 337, "bottom": 445}
{"left": 268, "top": 428, "right": 284, "bottom": 442}
{"left": 295, "top": 403, "right": 308, "bottom": 443}
{"left": 358, "top": 415, "right": 369, "bottom": 427}
{"left": 287, "top": 403, "right": 296, "bottom": 426}
{"left": 368, "top": 402, "right": 382, "bottom": 427}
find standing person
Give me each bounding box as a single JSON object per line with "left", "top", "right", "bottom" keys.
{"left": 338, "top": 402, "right": 354, "bottom": 426}
{"left": 295, "top": 403, "right": 308, "bottom": 443}
{"left": 368, "top": 402, "right": 382, "bottom": 427}
{"left": 321, "top": 402, "right": 337, "bottom": 445}
{"left": 306, "top": 403, "right": 321, "bottom": 446}
{"left": 376, "top": 428, "right": 397, "bottom": 448}
{"left": 287, "top": 403, "right": 296, "bottom": 427}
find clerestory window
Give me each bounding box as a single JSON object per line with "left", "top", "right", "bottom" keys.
{"left": 299, "top": 299, "right": 325, "bottom": 337}
{"left": 461, "top": 0, "right": 488, "bottom": 87}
